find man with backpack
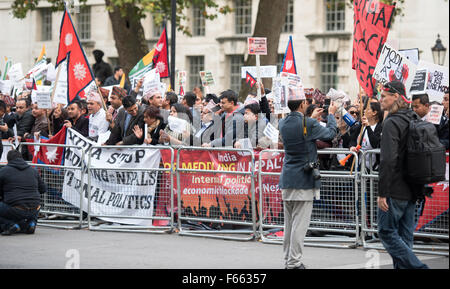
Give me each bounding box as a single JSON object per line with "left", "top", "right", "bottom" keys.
{"left": 378, "top": 81, "right": 436, "bottom": 269}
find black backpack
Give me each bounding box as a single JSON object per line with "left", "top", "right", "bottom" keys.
{"left": 400, "top": 112, "right": 446, "bottom": 185}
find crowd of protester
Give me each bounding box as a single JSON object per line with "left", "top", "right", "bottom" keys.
{"left": 0, "top": 74, "right": 449, "bottom": 171}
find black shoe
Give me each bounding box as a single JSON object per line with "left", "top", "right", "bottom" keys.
{"left": 1, "top": 224, "right": 20, "bottom": 236}
{"left": 25, "top": 221, "right": 36, "bottom": 234}
{"left": 293, "top": 263, "right": 306, "bottom": 269}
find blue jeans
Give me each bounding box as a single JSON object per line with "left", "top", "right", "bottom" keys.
{"left": 0, "top": 202, "right": 39, "bottom": 232}
{"left": 377, "top": 198, "right": 429, "bottom": 269}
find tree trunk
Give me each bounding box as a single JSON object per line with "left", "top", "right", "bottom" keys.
{"left": 104, "top": 0, "right": 149, "bottom": 75}
{"left": 238, "top": 0, "right": 289, "bottom": 101}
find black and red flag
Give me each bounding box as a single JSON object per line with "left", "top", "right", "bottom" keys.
{"left": 56, "top": 7, "right": 95, "bottom": 104}
{"left": 245, "top": 71, "right": 257, "bottom": 88}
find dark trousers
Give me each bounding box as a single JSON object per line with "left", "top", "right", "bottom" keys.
{"left": 0, "top": 202, "right": 39, "bottom": 232}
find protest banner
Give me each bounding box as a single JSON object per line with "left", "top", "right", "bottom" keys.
{"left": 199, "top": 71, "right": 215, "bottom": 87}
{"left": 248, "top": 37, "right": 267, "bottom": 55}
{"left": 418, "top": 60, "right": 449, "bottom": 103}
{"left": 373, "top": 43, "right": 417, "bottom": 94}
{"left": 410, "top": 68, "right": 428, "bottom": 95}
{"left": 143, "top": 68, "right": 161, "bottom": 97}
{"left": 160, "top": 149, "right": 255, "bottom": 223}
{"left": 241, "top": 66, "right": 277, "bottom": 79}
{"left": 352, "top": 0, "right": 395, "bottom": 97}
{"left": 399, "top": 48, "right": 420, "bottom": 65}
{"left": 0, "top": 80, "right": 13, "bottom": 95}
{"left": 32, "top": 85, "right": 53, "bottom": 109}
{"left": 271, "top": 76, "right": 289, "bottom": 114}
{"left": 62, "top": 128, "right": 162, "bottom": 225}
{"left": 426, "top": 104, "right": 445, "bottom": 125}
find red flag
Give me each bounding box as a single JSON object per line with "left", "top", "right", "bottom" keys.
{"left": 280, "top": 36, "right": 297, "bottom": 75}
{"left": 246, "top": 71, "right": 257, "bottom": 88}
{"left": 32, "top": 126, "right": 67, "bottom": 167}
{"left": 153, "top": 24, "right": 170, "bottom": 78}
{"left": 352, "top": 1, "right": 395, "bottom": 97}
{"left": 179, "top": 86, "right": 185, "bottom": 96}
{"left": 56, "top": 8, "right": 95, "bottom": 104}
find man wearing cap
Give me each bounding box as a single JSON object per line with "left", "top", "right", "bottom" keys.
{"left": 279, "top": 96, "right": 338, "bottom": 269}
{"left": 87, "top": 92, "right": 110, "bottom": 142}
{"left": 378, "top": 80, "right": 429, "bottom": 269}
{"left": 92, "top": 49, "right": 113, "bottom": 86}
{"left": 105, "top": 96, "right": 145, "bottom": 145}
{"left": 145, "top": 90, "right": 169, "bottom": 124}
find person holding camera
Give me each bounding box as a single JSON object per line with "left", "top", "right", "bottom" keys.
{"left": 279, "top": 97, "right": 338, "bottom": 269}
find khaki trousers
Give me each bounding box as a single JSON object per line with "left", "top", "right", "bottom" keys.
{"left": 283, "top": 200, "right": 313, "bottom": 269}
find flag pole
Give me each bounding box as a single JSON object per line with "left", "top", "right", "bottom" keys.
{"left": 170, "top": 0, "right": 176, "bottom": 90}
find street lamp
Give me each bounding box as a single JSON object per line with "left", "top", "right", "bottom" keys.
{"left": 431, "top": 34, "right": 447, "bottom": 66}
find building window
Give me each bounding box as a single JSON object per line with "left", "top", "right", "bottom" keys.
{"left": 41, "top": 8, "right": 52, "bottom": 41}
{"left": 152, "top": 15, "right": 164, "bottom": 37}
{"left": 325, "top": 0, "right": 345, "bottom": 32}
{"left": 235, "top": 0, "right": 252, "bottom": 35}
{"left": 77, "top": 6, "right": 91, "bottom": 40}
{"left": 319, "top": 53, "right": 338, "bottom": 93}
{"left": 192, "top": 5, "right": 205, "bottom": 36}
{"left": 276, "top": 54, "right": 285, "bottom": 73}
{"left": 229, "top": 55, "right": 244, "bottom": 93}
{"left": 188, "top": 56, "right": 204, "bottom": 90}
{"left": 282, "top": 0, "right": 294, "bottom": 33}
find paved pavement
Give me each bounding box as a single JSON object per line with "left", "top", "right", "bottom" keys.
{"left": 0, "top": 226, "right": 447, "bottom": 269}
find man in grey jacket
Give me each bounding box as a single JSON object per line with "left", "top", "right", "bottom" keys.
{"left": 279, "top": 98, "right": 337, "bottom": 269}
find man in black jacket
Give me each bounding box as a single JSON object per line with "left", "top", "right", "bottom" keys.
{"left": 0, "top": 150, "right": 47, "bottom": 235}
{"left": 105, "top": 96, "right": 145, "bottom": 145}
{"left": 378, "top": 81, "right": 429, "bottom": 269}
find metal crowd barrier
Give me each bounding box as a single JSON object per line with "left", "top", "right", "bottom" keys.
{"left": 361, "top": 149, "right": 449, "bottom": 256}
{"left": 18, "top": 142, "right": 87, "bottom": 230}
{"left": 176, "top": 146, "right": 258, "bottom": 241}
{"left": 86, "top": 145, "right": 175, "bottom": 234}
{"left": 258, "top": 149, "right": 361, "bottom": 248}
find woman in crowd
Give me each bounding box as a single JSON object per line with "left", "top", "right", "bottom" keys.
{"left": 350, "top": 101, "right": 383, "bottom": 171}
{"left": 132, "top": 105, "right": 166, "bottom": 145}
{"left": 49, "top": 104, "right": 68, "bottom": 137}
{"left": 159, "top": 103, "right": 195, "bottom": 146}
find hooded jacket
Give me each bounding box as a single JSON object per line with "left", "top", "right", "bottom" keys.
{"left": 379, "top": 108, "right": 423, "bottom": 201}
{"left": 0, "top": 158, "right": 47, "bottom": 207}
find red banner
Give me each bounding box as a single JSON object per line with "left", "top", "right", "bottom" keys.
{"left": 352, "top": 0, "right": 395, "bottom": 97}
{"left": 161, "top": 150, "right": 255, "bottom": 222}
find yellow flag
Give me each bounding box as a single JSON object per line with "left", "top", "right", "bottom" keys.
{"left": 120, "top": 73, "right": 125, "bottom": 88}
{"left": 37, "top": 44, "right": 46, "bottom": 62}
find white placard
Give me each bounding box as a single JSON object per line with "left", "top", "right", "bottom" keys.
{"left": 46, "top": 63, "right": 57, "bottom": 82}
{"left": 239, "top": 138, "right": 253, "bottom": 150}
{"left": 426, "top": 104, "right": 444, "bottom": 125}
{"left": 52, "top": 60, "right": 68, "bottom": 106}
{"left": 248, "top": 37, "right": 267, "bottom": 55}
{"left": 0, "top": 80, "right": 13, "bottom": 95}
{"left": 168, "top": 115, "right": 188, "bottom": 134}
{"left": 241, "top": 66, "right": 277, "bottom": 79}
{"left": 32, "top": 85, "right": 52, "bottom": 109}
{"left": 418, "top": 60, "right": 449, "bottom": 103}
{"left": 263, "top": 122, "right": 279, "bottom": 143}
{"left": 373, "top": 43, "right": 418, "bottom": 95}
{"left": 399, "top": 48, "right": 420, "bottom": 65}
{"left": 7, "top": 63, "right": 23, "bottom": 83}
{"left": 143, "top": 68, "right": 161, "bottom": 97}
